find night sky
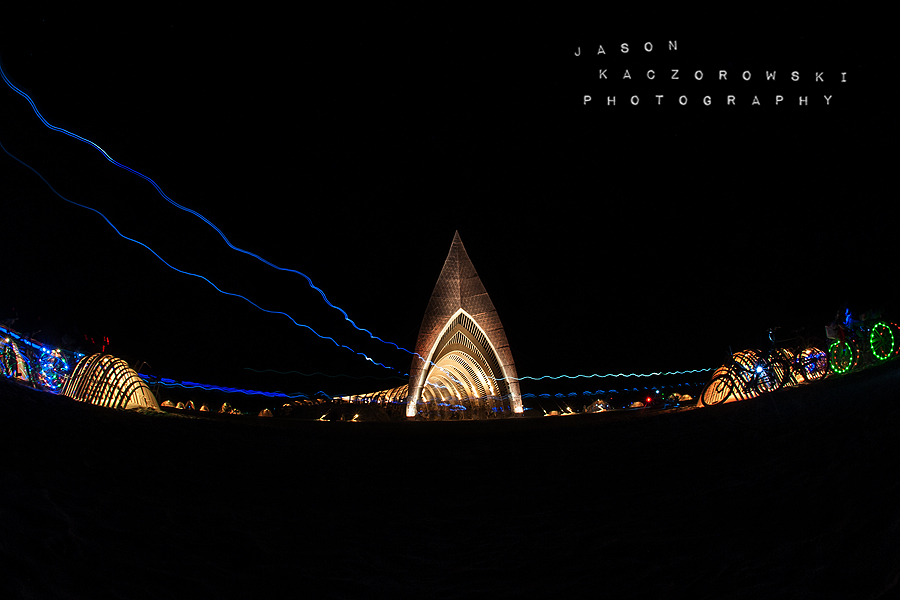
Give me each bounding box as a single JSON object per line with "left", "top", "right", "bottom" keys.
{"left": 0, "top": 10, "right": 894, "bottom": 403}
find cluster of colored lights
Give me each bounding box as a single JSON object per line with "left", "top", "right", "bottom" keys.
{"left": 0, "top": 339, "right": 22, "bottom": 380}
{"left": 827, "top": 322, "right": 898, "bottom": 375}
{"left": 35, "top": 348, "right": 70, "bottom": 392}
{"left": 0, "top": 324, "right": 83, "bottom": 393}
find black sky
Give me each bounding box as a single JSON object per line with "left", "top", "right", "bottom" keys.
{"left": 0, "top": 10, "right": 894, "bottom": 402}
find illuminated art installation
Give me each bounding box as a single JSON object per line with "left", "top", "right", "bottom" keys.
{"left": 406, "top": 232, "right": 522, "bottom": 416}
{"left": 61, "top": 354, "right": 160, "bottom": 410}
{"left": 0, "top": 336, "right": 29, "bottom": 382}
{"left": 1, "top": 324, "right": 80, "bottom": 392}
{"left": 341, "top": 232, "right": 522, "bottom": 418}
{"left": 699, "top": 344, "right": 830, "bottom": 407}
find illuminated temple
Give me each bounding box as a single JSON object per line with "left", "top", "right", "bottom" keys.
{"left": 344, "top": 232, "right": 523, "bottom": 419}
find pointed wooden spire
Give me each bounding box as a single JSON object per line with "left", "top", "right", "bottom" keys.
{"left": 406, "top": 232, "right": 522, "bottom": 415}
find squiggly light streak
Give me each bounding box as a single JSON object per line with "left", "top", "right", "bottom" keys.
{"left": 141, "top": 375, "right": 309, "bottom": 399}
{"left": 244, "top": 368, "right": 408, "bottom": 379}
{"left": 520, "top": 382, "right": 703, "bottom": 398}
{"left": 0, "top": 60, "right": 413, "bottom": 358}
{"left": 502, "top": 368, "right": 713, "bottom": 381}
{"left": 0, "top": 139, "right": 398, "bottom": 372}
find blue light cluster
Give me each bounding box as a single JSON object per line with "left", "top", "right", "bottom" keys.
{"left": 35, "top": 348, "right": 70, "bottom": 392}
{"left": 0, "top": 323, "right": 83, "bottom": 393}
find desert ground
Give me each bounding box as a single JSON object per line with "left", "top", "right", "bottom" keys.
{"left": 3, "top": 360, "right": 900, "bottom": 599}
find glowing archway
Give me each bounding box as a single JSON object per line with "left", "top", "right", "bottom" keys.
{"left": 414, "top": 309, "right": 508, "bottom": 405}
{"left": 61, "top": 353, "right": 159, "bottom": 410}
{"left": 405, "top": 232, "right": 522, "bottom": 417}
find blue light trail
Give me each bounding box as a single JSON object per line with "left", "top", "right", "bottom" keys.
{"left": 0, "top": 59, "right": 413, "bottom": 359}
{"left": 0, "top": 138, "right": 398, "bottom": 373}
{"left": 140, "top": 374, "right": 310, "bottom": 399}
{"left": 505, "top": 367, "right": 713, "bottom": 381}
{"left": 244, "top": 368, "right": 408, "bottom": 379}
{"left": 521, "top": 382, "right": 703, "bottom": 398}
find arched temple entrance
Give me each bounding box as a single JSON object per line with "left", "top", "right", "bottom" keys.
{"left": 407, "top": 307, "right": 520, "bottom": 417}
{"left": 404, "top": 232, "right": 522, "bottom": 417}
{"left": 336, "top": 232, "right": 522, "bottom": 419}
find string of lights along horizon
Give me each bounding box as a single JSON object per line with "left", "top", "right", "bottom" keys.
{"left": 0, "top": 55, "right": 717, "bottom": 395}
{"left": 3, "top": 319, "right": 710, "bottom": 401}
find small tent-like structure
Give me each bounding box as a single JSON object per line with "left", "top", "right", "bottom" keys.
{"left": 61, "top": 353, "right": 159, "bottom": 410}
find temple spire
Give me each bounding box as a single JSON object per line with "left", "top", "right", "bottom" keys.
{"left": 406, "top": 232, "right": 522, "bottom": 417}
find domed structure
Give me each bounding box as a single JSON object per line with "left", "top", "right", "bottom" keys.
{"left": 61, "top": 353, "right": 159, "bottom": 410}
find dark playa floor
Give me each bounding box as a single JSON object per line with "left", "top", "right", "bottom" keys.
{"left": 3, "top": 362, "right": 900, "bottom": 599}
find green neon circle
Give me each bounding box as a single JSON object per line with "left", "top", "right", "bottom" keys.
{"left": 828, "top": 339, "right": 854, "bottom": 374}
{"left": 869, "top": 321, "right": 895, "bottom": 361}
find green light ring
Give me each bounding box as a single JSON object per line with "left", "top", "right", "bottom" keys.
{"left": 828, "top": 339, "right": 855, "bottom": 374}
{"left": 869, "top": 321, "right": 894, "bottom": 361}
